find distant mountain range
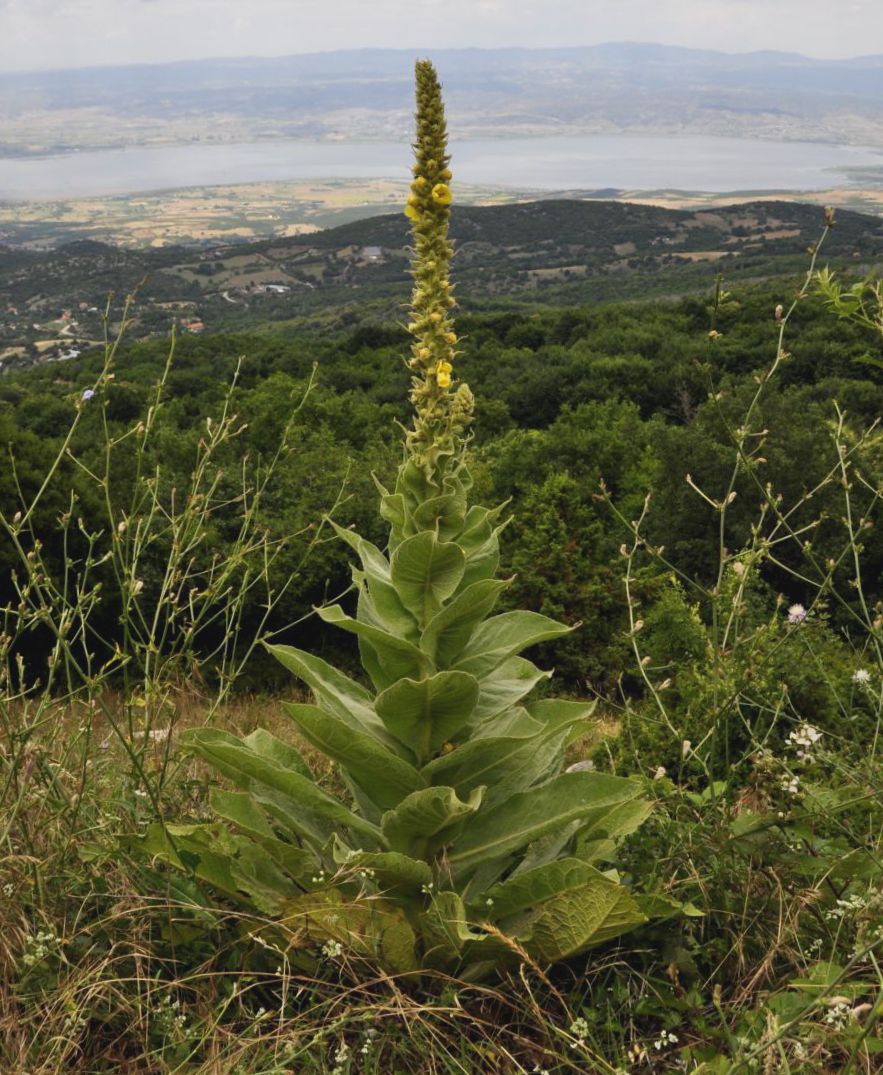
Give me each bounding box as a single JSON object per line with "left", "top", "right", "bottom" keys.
{"left": 3, "top": 44, "right": 883, "bottom": 156}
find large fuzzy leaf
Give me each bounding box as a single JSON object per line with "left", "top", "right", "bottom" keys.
{"left": 390, "top": 532, "right": 466, "bottom": 624}
{"left": 282, "top": 702, "right": 426, "bottom": 810}
{"left": 183, "top": 728, "right": 383, "bottom": 845}
{"left": 282, "top": 889, "right": 418, "bottom": 973}
{"left": 457, "top": 505, "right": 508, "bottom": 588}
{"left": 240, "top": 727, "right": 314, "bottom": 779}
{"left": 419, "top": 890, "right": 516, "bottom": 973}
{"left": 454, "top": 611, "right": 576, "bottom": 678}
{"left": 471, "top": 656, "right": 550, "bottom": 723}
{"left": 332, "top": 839, "right": 433, "bottom": 896}
{"left": 317, "top": 605, "right": 430, "bottom": 688}
{"left": 209, "top": 788, "right": 314, "bottom": 879}
{"left": 447, "top": 772, "right": 643, "bottom": 878}
{"left": 266, "top": 644, "right": 392, "bottom": 743}
{"left": 421, "top": 579, "right": 510, "bottom": 667}
{"left": 374, "top": 671, "right": 479, "bottom": 759}
{"left": 141, "top": 823, "right": 295, "bottom": 916}
{"left": 330, "top": 522, "right": 417, "bottom": 637}
{"left": 483, "top": 858, "right": 647, "bottom": 961}
{"left": 382, "top": 785, "right": 484, "bottom": 855}
{"left": 421, "top": 702, "right": 590, "bottom": 805}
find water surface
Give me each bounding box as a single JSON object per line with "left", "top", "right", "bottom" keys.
{"left": 0, "top": 134, "right": 881, "bottom": 201}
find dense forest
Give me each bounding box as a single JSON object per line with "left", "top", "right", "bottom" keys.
{"left": 3, "top": 279, "right": 881, "bottom": 704}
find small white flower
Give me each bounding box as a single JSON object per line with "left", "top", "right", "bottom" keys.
{"left": 787, "top": 603, "right": 807, "bottom": 624}
{"left": 852, "top": 668, "right": 871, "bottom": 685}
{"left": 653, "top": 765, "right": 667, "bottom": 780}
{"left": 148, "top": 728, "right": 170, "bottom": 742}
{"left": 321, "top": 939, "right": 343, "bottom": 959}
{"left": 781, "top": 774, "right": 800, "bottom": 795}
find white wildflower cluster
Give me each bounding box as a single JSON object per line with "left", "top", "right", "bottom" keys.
{"left": 61, "top": 1008, "right": 88, "bottom": 1037}
{"left": 310, "top": 869, "right": 327, "bottom": 885}
{"left": 22, "top": 928, "right": 60, "bottom": 967}
{"left": 787, "top": 603, "right": 807, "bottom": 624}
{"left": 786, "top": 722, "right": 822, "bottom": 761}
{"left": 825, "top": 891, "right": 870, "bottom": 921}
{"left": 569, "top": 1016, "right": 590, "bottom": 1048}
{"left": 420, "top": 881, "right": 435, "bottom": 895}
{"left": 852, "top": 668, "right": 872, "bottom": 685}
{"left": 823, "top": 1001, "right": 854, "bottom": 1030}
{"left": 2, "top": 882, "right": 13, "bottom": 897}
{"left": 153, "top": 993, "right": 187, "bottom": 1038}
{"left": 321, "top": 939, "right": 344, "bottom": 959}
{"left": 359, "top": 1028, "right": 378, "bottom": 1056}
{"left": 653, "top": 1029, "right": 679, "bottom": 1051}
{"left": 780, "top": 774, "right": 800, "bottom": 796}
{"left": 330, "top": 1040, "right": 350, "bottom": 1075}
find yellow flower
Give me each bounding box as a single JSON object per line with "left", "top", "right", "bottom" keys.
{"left": 436, "top": 370, "right": 452, "bottom": 389}
{"left": 444, "top": 332, "right": 457, "bottom": 344}
{"left": 413, "top": 176, "right": 427, "bottom": 189}
{"left": 438, "top": 360, "right": 452, "bottom": 374}
{"left": 404, "top": 204, "right": 420, "bottom": 222}
{"left": 431, "top": 183, "right": 452, "bottom": 206}
{"left": 429, "top": 312, "right": 442, "bottom": 323}
{"left": 417, "top": 346, "right": 430, "bottom": 359}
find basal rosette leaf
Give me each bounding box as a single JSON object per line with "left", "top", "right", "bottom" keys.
{"left": 447, "top": 772, "right": 643, "bottom": 880}
{"left": 481, "top": 858, "right": 648, "bottom": 962}
{"left": 282, "top": 889, "right": 418, "bottom": 973}
{"left": 183, "top": 728, "right": 383, "bottom": 846}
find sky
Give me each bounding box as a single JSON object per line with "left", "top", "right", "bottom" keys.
{"left": 0, "top": 0, "right": 880, "bottom": 72}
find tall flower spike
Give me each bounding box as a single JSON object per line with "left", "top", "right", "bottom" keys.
{"left": 404, "top": 60, "right": 467, "bottom": 479}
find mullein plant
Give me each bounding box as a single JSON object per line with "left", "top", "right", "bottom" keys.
{"left": 148, "top": 61, "right": 650, "bottom": 977}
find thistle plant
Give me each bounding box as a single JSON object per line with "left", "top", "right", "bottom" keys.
{"left": 156, "top": 61, "right": 650, "bottom": 977}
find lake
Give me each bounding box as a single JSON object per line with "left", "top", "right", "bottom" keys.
{"left": 1, "top": 134, "right": 881, "bottom": 201}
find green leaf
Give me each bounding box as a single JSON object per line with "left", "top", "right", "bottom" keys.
{"left": 448, "top": 772, "right": 643, "bottom": 878}
{"left": 316, "top": 605, "right": 429, "bottom": 688}
{"left": 574, "top": 797, "right": 653, "bottom": 849}
{"left": 330, "top": 521, "right": 416, "bottom": 636}
{"left": 183, "top": 728, "right": 383, "bottom": 845}
{"left": 283, "top": 889, "right": 418, "bottom": 973}
{"left": 421, "top": 579, "right": 510, "bottom": 667}
{"left": 241, "top": 727, "right": 314, "bottom": 779}
{"left": 454, "top": 610, "right": 576, "bottom": 678}
{"left": 141, "top": 823, "right": 295, "bottom": 915}
{"left": 472, "top": 657, "right": 550, "bottom": 722}
{"left": 209, "top": 789, "right": 314, "bottom": 878}
{"left": 374, "top": 671, "right": 479, "bottom": 759}
{"left": 332, "top": 840, "right": 433, "bottom": 896}
{"left": 266, "top": 643, "right": 391, "bottom": 743}
{"left": 485, "top": 859, "right": 647, "bottom": 961}
{"left": 422, "top": 701, "right": 590, "bottom": 805}
{"left": 390, "top": 531, "right": 466, "bottom": 624}
{"left": 382, "top": 785, "right": 484, "bottom": 855}
{"left": 282, "top": 702, "right": 426, "bottom": 810}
